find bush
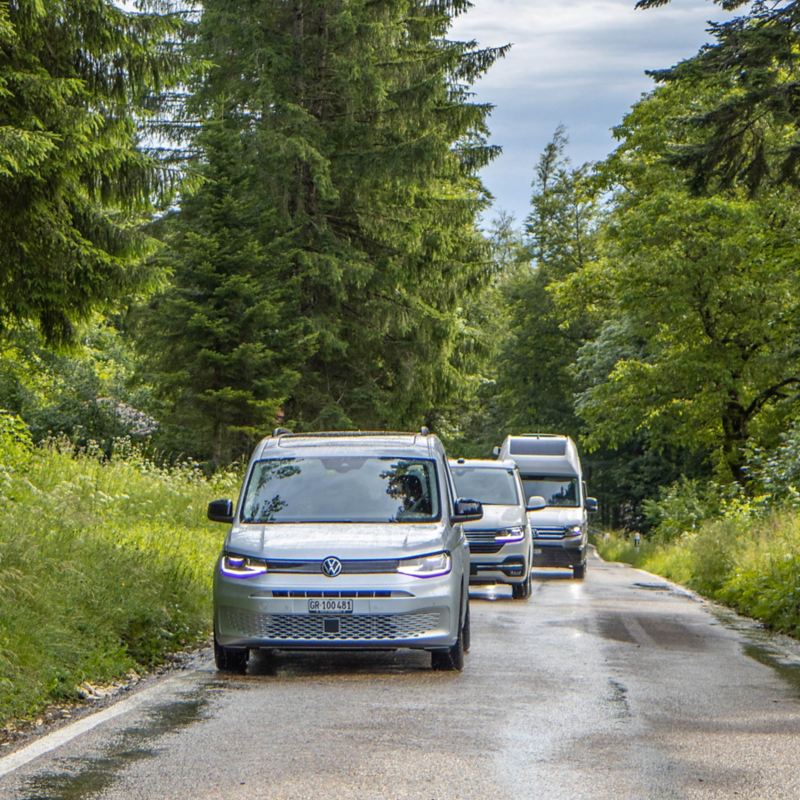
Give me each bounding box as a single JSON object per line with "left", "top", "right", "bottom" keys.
{"left": 747, "top": 422, "right": 800, "bottom": 508}
{"left": 642, "top": 477, "right": 722, "bottom": 543}
{"left": 0, "top": 421, "right": 239, "bottom": 724}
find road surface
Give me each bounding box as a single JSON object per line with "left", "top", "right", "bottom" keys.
{"left": 1, "top": 551, "right": 799, "bottom": 799}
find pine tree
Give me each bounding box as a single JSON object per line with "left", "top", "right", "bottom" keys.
{"left": 638, "top": 0, "right": 800, "bottom": 193}
{"left": 0, "top": 1, "right": 190, "bottom": 344}
{"left": 145, "top": 0, "right": 506, "bottom": 458}
{"left": 139, "top": 115, "right": 309, "bottom": 464}
{"left": 493, "top": 128, "right": 599, "bottom": 436}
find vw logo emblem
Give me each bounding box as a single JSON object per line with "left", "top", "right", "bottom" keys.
{"left": 321, "top": 557, "right": 343, "bottom": 578}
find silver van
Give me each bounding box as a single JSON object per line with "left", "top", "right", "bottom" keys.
{"left": 208, "top": 430, "right": 481, "bottom": 672}
{"left": 495, "top": 434, "right": 598, "bottom": 580}
{"left": 449, "top": 458, "right": 534, "bottom": 599}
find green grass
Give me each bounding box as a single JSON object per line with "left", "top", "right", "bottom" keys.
{"left": 0, "top": 424, "right": 240, "bottom": 725}
{"left": 594, "top": 513, "right": 800, "bottom": 637}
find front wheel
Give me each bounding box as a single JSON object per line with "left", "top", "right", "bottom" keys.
{"left": 572, "top": 562, "right": 586, "bottom": 580}
{"left": 512, "top": 571, "right": 532, "bottom": 600}
{"left": 432, "top": 603, "right": 466, "bottom": 671}
{"left": 214, "top": 629, "right": 249, "bottom": 674}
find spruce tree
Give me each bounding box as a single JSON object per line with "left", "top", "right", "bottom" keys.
{"left": 638, "top": 0, "right": 800, "bottom": 193}
{"left": 0, "top": 1, "right": 189, "bottom": 344}
{"left": 145, "top": 0, "right": 506, "bottom": 458}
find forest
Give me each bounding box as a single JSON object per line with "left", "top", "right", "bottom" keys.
{"left": 3, "top": 0, "right": 799, "bottom": 528}
{"left": 1, "top": 0, "right": 800, "bottom": 721}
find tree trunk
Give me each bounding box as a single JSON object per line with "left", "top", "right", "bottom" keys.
{"left": 720, "top": 398, "right": 749, "bottom": 484}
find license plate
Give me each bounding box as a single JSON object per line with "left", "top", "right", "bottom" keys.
{"left": 307, "top": 598, "right": 354, "bottom": 614}
{"left": 533, "top": 548, "right": 543, "bottom": 555}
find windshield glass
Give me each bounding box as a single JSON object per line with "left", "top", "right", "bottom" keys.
{"left": 451, "top": 467, "right": 520, "bottom": 506}
{"left": 240, "top": 457, "right": 440, "bottom": 523}
{"left": 521, "top": 475, "right": 579, "bottom": 508}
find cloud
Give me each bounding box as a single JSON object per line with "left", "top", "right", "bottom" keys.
{"left": 450, "top": 0, "right": 731, "bottom": 221}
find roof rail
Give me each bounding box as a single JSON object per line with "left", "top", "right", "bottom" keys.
{"left": 420, "top": 426, "right": 430, "bottom": 435}
{"left": 273, "top": 427, "right": 292, "bottom": 436}
{"left": 273, "top": 430, "right": 420, "bottom": 439}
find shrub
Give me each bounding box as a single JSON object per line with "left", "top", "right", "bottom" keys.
{"left": 642, "top": 477, "right": 722, "bottom": 542}
{"left": 0, "top": 428, "right": 239, "bottom": 724}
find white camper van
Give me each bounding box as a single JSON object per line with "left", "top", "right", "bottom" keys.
{"left": 494, "top": 434, "right": 598, "bottom": 579}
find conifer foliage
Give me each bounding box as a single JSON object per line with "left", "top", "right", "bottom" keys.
{"left": 0, "top": 1, "right": 189, "bottom": 344}
{"left": 144, "top": 0, "right": 506, "bottom": 460}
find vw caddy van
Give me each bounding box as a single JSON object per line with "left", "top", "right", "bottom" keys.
{"left": 208, "top": 429, "right": 481, "bottom": 672}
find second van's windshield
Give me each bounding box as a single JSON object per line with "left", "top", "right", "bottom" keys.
{"left": 241, "top": 457, "right": 440, "bottom": 523}
{"left": 521, "top": 475, "right": 579, "bottom": 508}
{"left": 451, "top": 467, "right": 520, "bottom": 506}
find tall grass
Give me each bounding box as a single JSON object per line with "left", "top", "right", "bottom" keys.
{"left": 595, "top": 513, "right": 800, "bottom": 637}
{"left": 0, "top": 415, "right": 239, "bottom": 724}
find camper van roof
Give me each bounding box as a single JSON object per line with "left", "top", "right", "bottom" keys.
{"left": 508, "top": 435, "right": 567, "bottom": 457}
{"left": 501, "top": 434, "right": 581, "bottom": 478}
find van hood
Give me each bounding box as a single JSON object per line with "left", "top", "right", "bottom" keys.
{"left": 526, "top": 507, "right": 583, "bottom": 528}
{"left": 225, "top": 522, "right": 447, "bottom": 560}
{"left": 463, "top": 504, "right": 526, "bottom": 531}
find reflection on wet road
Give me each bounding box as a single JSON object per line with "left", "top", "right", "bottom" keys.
{"left": 2, "top": 552, "right": 800, "bottom": 799}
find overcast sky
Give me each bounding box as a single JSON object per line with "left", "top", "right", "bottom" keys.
{"left": 450, "top": 0, "right": 732, "bottom": 224}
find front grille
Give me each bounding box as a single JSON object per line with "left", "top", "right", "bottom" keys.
{"left": 467, "top": 542, "right": 503, "bottom": 554}
{"left": 222, "top": 608, "right": 441, "bottom": 641}
{"left": 270, "top": 590, "right": 394, "bottom": 599}
{"left": 264, "top": 558, "right": 399, "bottom": 574}
{"left": 466, "top": 530, "right": 504, "bottom": 554}
{"left": 533, "top": 526, "right": 566, "bottom": 540}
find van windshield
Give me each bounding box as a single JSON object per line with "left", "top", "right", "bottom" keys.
{"left": 240, "top": 457, "right": 440, "bottom": 523}
{"left": 451, "top": 467, "right": 520, "bottom": 506}
{"left": 521, "top": 475, "right": 579, "bottom": 508}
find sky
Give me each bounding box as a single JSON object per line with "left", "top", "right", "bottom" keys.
{"left": 449, "top": 0, "right": 732, "bottom": 224}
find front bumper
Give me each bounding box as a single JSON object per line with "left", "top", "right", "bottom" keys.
{"left": 532, "top": 535, "right": 586, "bottom": 568}
{"left": 465, "top": 532, "right": 531, "bottom": 586}
{"left": 214, "top": 568, "right": 460, "bottom": 650}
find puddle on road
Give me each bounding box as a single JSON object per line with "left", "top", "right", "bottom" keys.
{"left": 712, "top": 608, "right": 800, "bottom": 700}
{"left": 20, "top": 692, "right": 210, "bottom": 800}
{"left": 742, "top": 644, "right": 800, "bottom": 699}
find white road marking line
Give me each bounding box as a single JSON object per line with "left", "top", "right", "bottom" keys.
{"left": 0, "top": 676, "right": 183, "bottom": 780}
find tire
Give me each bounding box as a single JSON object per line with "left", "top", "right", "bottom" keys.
{"left": 512, "top": 571, "right": 531, "bottom": 600}
{"left": 572, "top": 562, "right": 586, "bottom": 580}
{"left": 431, "top": 603, "right": 466, "bottom": 671}
{"left": 462, "top": 601, "right": 471, "bottom": 653}
{"left": 214, "top": 629, "right": 249, "bottom": 674}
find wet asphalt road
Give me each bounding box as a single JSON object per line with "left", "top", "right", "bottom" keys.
{"left": 2, "top": 551, "right": 800, "bottom": 800}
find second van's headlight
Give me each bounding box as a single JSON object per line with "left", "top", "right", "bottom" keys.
{"left": 397, "top": 552, "right": 451, "bottom": 578}
{"left": 567, "top": 525, "right": 583, "bottom": 536}
{"left": 496, "top": 526, "right": 525, "bottom": 542}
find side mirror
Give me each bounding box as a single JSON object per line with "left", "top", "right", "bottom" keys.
{"left": 491, "top": 445, "right": 500, "bottom": 457}
{"left": 585, "top": 497, "right": 599, "bottom": 513}
{"left": 526, "top": 495, "right": 546, "bottom": 512}
{"left": 208, "top": 498, "right": 234, "bottom": 523}
{"left": 453, "top": 498, "right": 483, "bottom": 523}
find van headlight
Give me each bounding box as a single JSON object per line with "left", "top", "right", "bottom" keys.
{"left": 397, "top": 552, "right": 451, "bottom": 578}
{"left": 220, "top": 554, "right": 268, "bottom": 578}
{"left": 495, "top": 526, "right": 525, "bottom": 542}
{"left": 566, "top": 525, "right": 583, "bottom": 536}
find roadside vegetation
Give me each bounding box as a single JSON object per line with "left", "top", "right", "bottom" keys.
{"left": 595, "top": 427, "right": 800, "bottom": 637}
{"left": 595, "top": 513, "right": 800, "bottom": 638}
{"left": 0, "top": 413, "right": 238, "bottom": 725}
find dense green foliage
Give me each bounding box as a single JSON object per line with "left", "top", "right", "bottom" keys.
{"left": 0, "top": 413, "right": 236, "bottom": 724}
{"left": 0, "top": 0, "right": 189, "bottom": 344}
{"left": 571, "top": 84, "right": 800, "bottom": 482}
{"left": 638, "top": 0, "right": 800, "bottom": 194}
{"left": 139, "top": 0, "right": 505, "bottom": 462}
